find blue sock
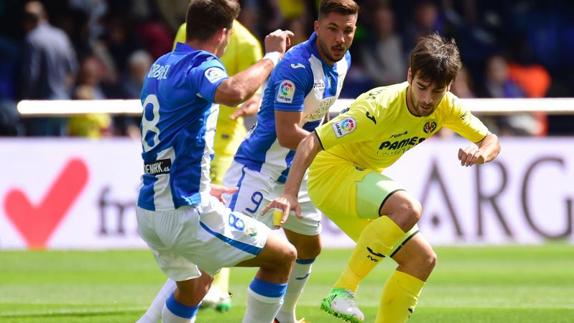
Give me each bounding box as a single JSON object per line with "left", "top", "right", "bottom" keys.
{"left": 242, "top": 278, "right": 287, "bottom": 323}
{"left": 165, "top": 292, "right": 199, "bottom": 320}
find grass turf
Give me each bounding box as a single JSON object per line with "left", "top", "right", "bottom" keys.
{"left": 1, "top": 244, "right": 573, "bottom": 322}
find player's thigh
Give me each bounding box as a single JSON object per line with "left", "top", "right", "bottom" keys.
{"left": 136, "top": 207, "right": 202, "bottom": 282}
{"left": 309, "top": 162, "right": 402, "bottom": 241}
{"left": 236, "top": 231, "right": 296, "bottom": 271}
{"left": 271, "top": 180, "right": 322, "bottom": 236}
{"left": 180, "top": 196, "right": 272, "bottom": 276}
{"left": 223, "top": 162, "right": 274, "bottom": 217}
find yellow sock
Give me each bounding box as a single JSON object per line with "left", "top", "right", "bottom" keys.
{"left": 212, "top": 267, "right": 230, "bottom": 294}
{"left": 334, "top": 216, "right": 405, "bottom": 292}
{"left": 376, "top": 270, "right": 424, "bottom": 323}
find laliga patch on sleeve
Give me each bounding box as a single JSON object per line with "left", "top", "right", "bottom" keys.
{"left": 204, "top": 67, "right": 227, "bottom": 83}
{"left": 276, "top": 80, "right": 296, "bottom": 103}
{"left": 332, "top": 117, "right": 356, "bottom": 138}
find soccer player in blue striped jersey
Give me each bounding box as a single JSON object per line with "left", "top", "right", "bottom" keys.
{"left": 135, "top": 1, "right": 296, "bottom": 323}
{"left": 221, "top": 1, "right": 359, "bottom": 322}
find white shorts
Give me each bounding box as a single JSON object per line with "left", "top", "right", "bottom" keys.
{"left": 136, "top": 195, "right": 270, "bottom": 281}
{"left": 222, "top": 161, "right": 321, "bottom": 236}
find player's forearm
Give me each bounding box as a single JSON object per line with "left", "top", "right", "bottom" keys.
{"left": 215, "top": 58, "right": 275, "bottom": 106}
{"left": 283, "top": 133, "right": 321, "bottom": 196}
{"left": 477, "top": 133, "right": 501, "bottom": 163}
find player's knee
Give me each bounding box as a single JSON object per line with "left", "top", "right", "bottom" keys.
{"left": 412, "top": 247, "right": 437, "bottom": 274}
{"left": 294, "top": 238, "right": 321, "bottom": 259}
{"left": 274, "top": 242, "right": 297, "bottom": 270}
{"left": 389, "top": 198, "right": 422, "bottom": 229}
{"left": 425, "top": 249, "right": 438, "bottom": 272}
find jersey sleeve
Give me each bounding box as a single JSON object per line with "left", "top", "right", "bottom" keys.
{"left": 187, "top": 56, "right": 229, "bottom": 102}
{"left": 315, "top": 97, "right": 379, "bottom": 150}
{"left": 271, "top": 61, "right": 312, "bottom": 112}
{"left": 442, "top": 93, "right": 490, "bottom": 142}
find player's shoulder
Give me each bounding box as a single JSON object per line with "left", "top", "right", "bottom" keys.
{"left": 280, "top": 40, "right": 314, "bottom": 68}
{"left": 183, "top": 49, "right": 222, "bottom": 69}
{"left": 436, "top": 91, "right": 465, "bottom": 116}
{"left": 357, "top": 83, "right": 407, "bottom": 109}
{"left": 272, "top": 44, "right": 313, "bottom": 84}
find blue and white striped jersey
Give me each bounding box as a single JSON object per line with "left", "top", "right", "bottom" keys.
{"left": 234, "top": 33, "right": 351, "bottom": 182}
{"left": 137, "top": 43, "right": 229, "bottom": 211}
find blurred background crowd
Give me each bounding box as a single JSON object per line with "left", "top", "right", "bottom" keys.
{"left": 0, "top": 0, "right": 573, "bottom": 138}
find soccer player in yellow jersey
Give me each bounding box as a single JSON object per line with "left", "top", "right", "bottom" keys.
{"left": 264, "top": 33, "right": 501, "bottom": 323}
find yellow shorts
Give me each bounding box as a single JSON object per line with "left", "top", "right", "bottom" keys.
{"left": 308, "top": 152, "right": 405, "bottom": 241}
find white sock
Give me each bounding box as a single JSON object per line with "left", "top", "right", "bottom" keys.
{"left": 162, "top": 292, "right": 199, "bottom": 323}
{"left": 275, "top": 259, "right": 314, "bottom": 323}
{"left": 138, "top": 279, "right": 177, "bottom": 323}
{"left": 242, "top": 278, "right": 287, "bottom": 323}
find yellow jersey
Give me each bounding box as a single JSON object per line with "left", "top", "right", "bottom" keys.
{"left": 315, "top": 82, "right": 489, "bottom": 172}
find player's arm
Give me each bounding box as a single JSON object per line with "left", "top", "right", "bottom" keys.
{"left": 275, "top": 111, "right": 309, "bottom": 149}
{"left": 215, "top": 29, "right": 293, "bottom": 106}
{"left": 458, "top": 133, "right": 500, "bottom": 166}
{"left": 444, "top": 93, "right": 501, "bottom": 166}
{"left": 262, "top": 132, "right": 322, "bottom": 222}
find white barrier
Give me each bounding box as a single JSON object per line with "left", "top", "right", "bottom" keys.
{"left": 0, "top": 138, "right": 572, "bottom": 249}
{"left": 16, "top": 98, "right": 574, "bottom": 116}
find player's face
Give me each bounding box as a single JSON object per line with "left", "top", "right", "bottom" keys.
{"left": 314, "top": 12, "right": 357, "bottom": 64}
{"left": 407, "top": 69, "right": 450, "bottom": 117}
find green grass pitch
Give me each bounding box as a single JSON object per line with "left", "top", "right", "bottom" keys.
{"left": 1, "top": 245, "right": 573, "bottom": 322}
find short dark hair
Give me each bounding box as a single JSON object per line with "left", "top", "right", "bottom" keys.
{"left": 318, "top": 0, "right": 359, "bottom": 19}
{"left": 409, "top": 33, "right": 462, "bottom": 88}
{"left": 186, "top": 0, "right": 240, "bottom": 42}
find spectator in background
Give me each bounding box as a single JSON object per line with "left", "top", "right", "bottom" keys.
{"left": 361, "top": 3, "right": 405, "bottom": 86}
{"left": 506, "top": 36, "right": 550, "bottom": 136}
{"left": 68, "top": 55, "right": 111, "bottom": 138}
{"left": 122, "top": 50, "right": 153, "bottom": 99}
{"left": 450, "top": 66, "right": 475, "bottom": 98}
{"left": 113, "top": 50, "right": 153, "bottom": 139}
{"left": 20, "top": 0, "right": 78, "bottom": 136}
{"left": 479, "top": 54, "right": 541, "bottom": 136}
{"left": 403, "top": 0, "right": 444, "bottom": 55}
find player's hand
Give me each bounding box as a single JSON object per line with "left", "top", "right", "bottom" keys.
{"left": 231, "top": 93, "right": 261, "bottom": 120}
{"left": 210, "top": 184, "right": 238, "bottom": 204}
{"left": 458, "top": 146, "right": 486, "bottom": 167}
{"left": 261, "top": 194, "right": 302, "bottom": 229}
{"left": 264, "top": 29, "right": 294, "bottom": 56}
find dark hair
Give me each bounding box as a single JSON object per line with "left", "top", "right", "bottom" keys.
{"left": 186, "top": 0, "right": 240, "bottom": 42}
{"left": 409, "top": 33, "right": 461, "bottom": 88}
{"left": 319, "top": 0, "right": 359, "bottom": 19}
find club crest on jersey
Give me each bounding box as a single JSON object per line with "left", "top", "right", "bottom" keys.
{"left": 423, "top": 120, "right": 437, "bottom": 134}
{"left": 204, "top": 67, "right": 226, "bottom": 83}
{"left": 333, "top": 117, "right": 356, "bottom": 137}
{"left": 276, "top": 80, "right": 295, "bottom": 103}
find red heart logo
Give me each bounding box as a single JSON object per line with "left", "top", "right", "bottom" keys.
{"left": 4, "top": 158, "right": 89, "bottom": 249}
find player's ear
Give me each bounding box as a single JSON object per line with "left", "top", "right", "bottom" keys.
{"left": 407, "top": 68, "right": 413, "bottom": 84}
{"left": 314, "top": 20, "right": 319, "bottom": 33}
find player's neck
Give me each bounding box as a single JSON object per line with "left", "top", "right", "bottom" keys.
{"left": 187, "top": 40, "right": 218, "bottom": 55}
